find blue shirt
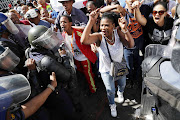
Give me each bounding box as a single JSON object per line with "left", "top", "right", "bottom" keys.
{"left": 51, "top": 10, "right": 59, "bottom": 19}
{"left": 118, "top": 0, "right": 126, "bottom": 8}
{"left": 38, "top": 20, "right": 51, "bottom": 28}
{"left": 11, "top": 109, "right": 25, "bottom": 120}
{"left": 55, "top": 7, "right": 88, "bottom": 29}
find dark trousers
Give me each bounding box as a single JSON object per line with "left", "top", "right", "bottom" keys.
{"left": 124, "top": 48, "right": 143, "bottom": 84}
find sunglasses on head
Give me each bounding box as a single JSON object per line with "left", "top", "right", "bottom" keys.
{"left": 152, "top": 10, "right": 165, "bottom": 16}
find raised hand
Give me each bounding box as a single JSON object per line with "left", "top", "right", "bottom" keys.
{"left": 25, "top": 58, "right": 36, "bottom": 70}
{"left": 89, "top": 8, "right": 100, "bottom": 22}
{"left": 50, "top": 72, "right": 57, "bottom": 88}
{"left": 132, "top": 0, "right": 144, "bottom": 9}
{"left": 118, "top": 14, "right": 128, "bottom": 32}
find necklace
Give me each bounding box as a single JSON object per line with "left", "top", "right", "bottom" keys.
{"left": 104, "top": 31, "right": 114, "bottom": 44}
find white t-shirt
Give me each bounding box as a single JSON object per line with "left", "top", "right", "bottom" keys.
{"left": 97, "top": 29, "right": 124, "bottom": 73}
{"left": 67, "top": 33, "right": 87, "bottom": 61}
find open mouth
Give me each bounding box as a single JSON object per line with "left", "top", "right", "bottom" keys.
{"left": 61, "top": 27, "right": 65, "bottom": 31}
{"left": 155, "top": 17, "right": 160, "bottom": 20}
{"left": 101, "top": 31, "right": 107, "bottom": 36}
{"left": 154, "top": 17, "right": 160, "bottom": 23}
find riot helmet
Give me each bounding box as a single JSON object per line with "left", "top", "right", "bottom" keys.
{"left": 0, "top": 45, "right": 20, "bottom": 71}
{"left": 28, "top": 25, "right": 61, "bottom": 50}
{"left": 0, "top": 12, "right": 19, "bottom": 34}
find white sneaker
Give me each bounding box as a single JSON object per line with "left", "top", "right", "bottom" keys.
{"left": 117, "top": 91, "right": 124, "bottom": 103}
{"left": 110, "top": 104, "right": 117, "bottom": 117}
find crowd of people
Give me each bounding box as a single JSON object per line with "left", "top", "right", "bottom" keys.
{"left": 0, "top": 0, "right": 179, "bottom": 119}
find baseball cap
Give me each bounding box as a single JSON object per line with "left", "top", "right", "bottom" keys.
{"left": 25, "top": 9, "right": 38, "bottom": 19}
{"left": 58, "top": 0, "right": 75, "bottom": 3}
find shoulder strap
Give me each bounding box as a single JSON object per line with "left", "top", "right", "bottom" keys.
{"left": 104, "top": 37, "right": 113, "bottom": 62}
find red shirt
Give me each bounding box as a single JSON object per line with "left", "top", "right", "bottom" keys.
{"left": 20, "top": 20, "right": 31, "bottom": 25}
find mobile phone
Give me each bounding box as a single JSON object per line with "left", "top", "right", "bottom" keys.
{"left": 59, "top": 43, "right": 65, "bottom": 50}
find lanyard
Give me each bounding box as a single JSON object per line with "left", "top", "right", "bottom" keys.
{"left": 70, "top": 30, "right": 74, "bottom": 55}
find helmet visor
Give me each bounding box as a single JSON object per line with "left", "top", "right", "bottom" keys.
{"left": 32, "top": 28, "right": 62, "bottom": 50}
{"left": 0, "top": 47, "right": 20, "bottom": 71}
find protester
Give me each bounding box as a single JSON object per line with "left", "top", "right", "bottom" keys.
{"left": 88, "top": 0, "right": 104, "bottom": 8}
{"left": 86, "top": 1, "right": 97, "bottom": 16}
{"left": 33, "top": 0, "right": 38, "bottom": 7}
{"left": 21, "top": 5, "right": 29, "bottom": 18}
{"left": 26, "top": 2, "right": 36, "bottom": 9}
{"left": 25, "top": 8, "right": 51, "bottom": 27}
{"left": 134, "top": 1, "right": 174, "bottom": 45}
{"left": 40, "top": 8, "right": 55, "bottom": 24}
{"left": 154, "top": 0, "right": 176, "bottom": 17}
{"left": 8, "top": 9, "right": 22, "bottom": 19}
{"left": 37, "top": 0, "right": 52, "bottom": 13}
{"left": 81, "top": 10, "right": 134, "bottom": 117}
{"left": 59, "top": 15, "right": 97, "bottom": 94}
{"left": 123, "top": 0, "right": 152, "bottom": 88}
{"left": 55, "top": 0, "right": 88, "bottom": 31}
{"left": 8, "top": 12, "right": 31, "bottom": 25}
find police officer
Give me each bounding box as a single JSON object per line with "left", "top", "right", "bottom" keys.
{"left": 0, "top": 45, "right": 57, "bottom": 120}
{"left": 0, "top": 12, "right": 27, "bottom": 75}
{"left": 27, "top": 25, "right": 82, "bottom": 119}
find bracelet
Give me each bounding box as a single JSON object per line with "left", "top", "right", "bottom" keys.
{"left": 47, "top": 84, "right": 55, "bottom": 91}
{"left": 121, "top": 29, "right": 128, "bottom": 34}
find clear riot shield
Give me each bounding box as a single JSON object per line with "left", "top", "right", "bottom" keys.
{"left": 15, "top": 24, "right": 32, "bottom": 36}
{"left": 0, "top": 74, "right": 31, "bottom": 112}
{"left": 171, "top": 26, "right": 180, "bottom": 74}
{"left": 2, "top": 18, "right": 19, "bottom": 34}
{"left": 11, "top": 24, "right": 32, "bottom": 50}
{"left": 144, "top": 44, "right": 173, "bottom": 58}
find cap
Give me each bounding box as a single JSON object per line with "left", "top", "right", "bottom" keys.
{"left": 25, "top": 9, "right": 38, "bottom": 19}
{"left": 58, "top": 0, "right": 75, "bottom": 3}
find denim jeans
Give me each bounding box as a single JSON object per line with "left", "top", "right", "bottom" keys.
{"left": 124, "top": 48, "right": 143, "bottom": 83}
{"left": 101, "top": 72, "right": 126, "bottom": 104}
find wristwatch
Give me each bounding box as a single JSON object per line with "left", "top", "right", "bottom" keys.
{"left": 47, "top": 84, "right": 55, "bottom": 91}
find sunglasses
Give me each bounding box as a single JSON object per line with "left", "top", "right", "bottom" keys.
{"left": 152, "top": 10, "right": 165, "bottom": 16}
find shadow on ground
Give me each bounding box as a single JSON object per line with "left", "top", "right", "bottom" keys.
{"left": 78, "top": 76, "right": 142, "bottom": 120}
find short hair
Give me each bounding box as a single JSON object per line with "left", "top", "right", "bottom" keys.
{"left": 101, "top": 12, "right": 119, "bottom": 26}
{"left": 61, "top": 15, "right": 72, "bottom": 22}
{"left": 86, "top": 1, "right": 97, "bottom": 8}
{"left": 26, "top": 2, "right": 35, "bottom": 8}
{"left": 154, "top": 1, "right": 168, "bottom": 11}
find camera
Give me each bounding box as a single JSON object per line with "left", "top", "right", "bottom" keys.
{"left": 59, "top": 43, "right": 65, "bottom": 50}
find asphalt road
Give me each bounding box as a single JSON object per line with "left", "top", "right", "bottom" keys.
{"left": 78, "top": 76, "right": 142, "bottom": 120}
